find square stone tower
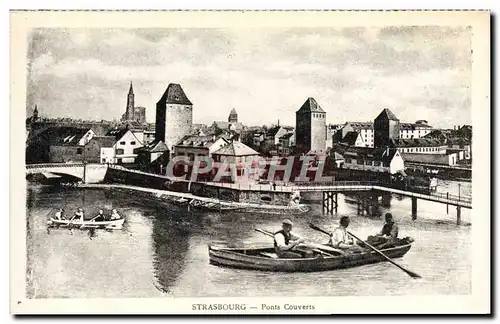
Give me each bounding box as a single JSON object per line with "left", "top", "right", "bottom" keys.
{"left": 374, "top": 108, "right": 400, "bottom": 148}
{"left": 155, "top": 83, "right": 193, "bottom": 151}
{"left": 295, "top": 97, "right": 327, "bottom": 154}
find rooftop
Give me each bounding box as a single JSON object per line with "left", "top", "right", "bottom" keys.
{"left": 212, "top": 141, "right": 259, "bottom": 156}
{"left": 296, "top": 97, "right": 325, "bottom": 113}
{"left": 40, "top": 126, "right": 93, "bottom": 146}
{"left": 90, "top": 136, "right": 116, "bottom": 148}
{"left": 375, "top": 108, "right": 399, "bottom": 121}
{"left": 157, "top": 83, "right": 193, "bottom": 106}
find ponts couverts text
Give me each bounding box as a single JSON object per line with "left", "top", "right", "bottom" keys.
{"left": 191, "top": 304, "right": 315, "bottom": 311}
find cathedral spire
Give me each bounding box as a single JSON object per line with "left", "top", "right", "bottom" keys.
{"left": 128, "top": 81, "right": 134, "bottom": 95}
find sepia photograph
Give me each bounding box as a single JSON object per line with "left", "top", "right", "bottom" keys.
{"left": 10, "top": 10, "right": 490, "bottom": 314}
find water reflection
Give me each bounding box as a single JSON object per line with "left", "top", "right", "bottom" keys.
{"left": 150, "top": 212, "right": 191, "bottom": 293}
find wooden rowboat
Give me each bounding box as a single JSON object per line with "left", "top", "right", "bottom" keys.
{"left": 47, "top": 217, "right": 125, "bottom": 230}
{"left": 208, "top": 240, "right": 413, "bottom": 272}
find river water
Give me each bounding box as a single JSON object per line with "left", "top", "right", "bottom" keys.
{"left": 26, "top": 179, "right": 471, "bottom": 298}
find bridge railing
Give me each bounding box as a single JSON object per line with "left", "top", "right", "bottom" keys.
{"left": 26, "top": 163, "right": 85, "bottom": 169}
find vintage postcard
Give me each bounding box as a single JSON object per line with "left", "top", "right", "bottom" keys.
{"left": 10, "top": 10, "right": 490, "bottom": 314}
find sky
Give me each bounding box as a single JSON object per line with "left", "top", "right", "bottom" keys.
{"left": 26, "top": 27, "right": 472, "bottom": 128}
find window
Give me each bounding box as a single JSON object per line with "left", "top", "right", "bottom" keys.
{"left": 345, "top": 158, "right": 351, "bottom": 163}
{"left": 131, "top": 141, "right": 136, "bottom": 145}
{"left": 77, "top": 148, "right": 82, "bottom": 154}
{"left": 116, "top": 149, "right": 124, "bottom": 155}
{"left": 120, "top": 141, "right": 125, "bottom": 145}
{"left": 101, "top": 158, "right": 105, "bottom": 163}
{"left": 357, "top": 159, "right": 364, "bottom": 165}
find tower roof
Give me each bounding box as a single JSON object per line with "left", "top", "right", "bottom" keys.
{"left": 296, "top": 97, "right": 325, "bottom": 113}
{"left": 229, "top": 108, "right": 237, "bottom": 115}
{"left": 128, "top": 82, "right": 134, "bottom": 95}
{"left": 375, "top": 108, "right": 399, "bottom": 121}
{"left": 33, "top": 104, "right": 38, "bottom": 113}
{"left": 158, "top": 83, "right": 193, "bottom": 105}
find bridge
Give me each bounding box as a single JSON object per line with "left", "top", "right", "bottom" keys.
{"left": 25, "top": 164, "right": 471, "bottom": 224}
{"left": 25, "top": 163, "right": 108, "bottom": 183}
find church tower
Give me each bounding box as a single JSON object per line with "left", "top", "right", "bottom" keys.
{"left": 126, "top": 82, "right": 135, "bottom": 120}
{"left": 33, "top": 104, "right": 38, "bottom": 119}
{"left": 228, "top": 108, "right": 238, "bottom": 123}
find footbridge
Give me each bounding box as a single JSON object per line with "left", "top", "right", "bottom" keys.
{"left": 25, "top": 163, "right": 108, "bottom": 183}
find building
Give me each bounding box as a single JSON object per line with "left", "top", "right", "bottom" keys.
{"left": 106, "top": 128, "right": 143, "bottom": 164}
{"left": 295, "top": 97, "right": 327, "bottom": 154}
{"left": 174, "top": 135, "right": 230, "bottom": 160}
{"left": 401, "top": 152, "right": 460, "bottom": 167}
{"left": 339, "top": 122, "right": 374, "bottom": 147}
{"left": 155, "top": 83, "right": 193, "bottom": 152}
{"left": 325, "top": 124, "right": 343, "bottom": 149}
{"left": 340, "top": 131, "right": 365, "bottom": 147}
{"left": 374, "top": 108, "right": 400, "bottom": 148}
{"left": 228, "top": 108, "right": 238, "bottom": 123}
{"left": 134, "top": 140, "right": 170, "bottom": 173}
{"left": 391, "top": 138, "right": 447, "bottom": 155}
{"left": 47, "top": 127, "right": 95, "bottom": 163}
{"left": 211, "top": 141, "right": 261, "bottom": 183}
{"left": 334, "top": 145, "right": 405, "bottom": 175}
{"left": 85, "top": 136, "right": 116, "bottom": 163}
{"left": 399, "top": 120, "right": 433, "bottom": 139}
{"left": 278, "top": 132, "right": 295, "bottom": 156}
{"left": 121, "top": 82, "right": 146, "bottom": 124}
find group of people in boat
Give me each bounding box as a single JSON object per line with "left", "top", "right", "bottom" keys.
{"left": 273, "top": 213, "right": 399, "bottom": 258}
{"left": 54, "top": 208, "right": 122, "bottom": 222}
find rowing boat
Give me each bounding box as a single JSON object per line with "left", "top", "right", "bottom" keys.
{"left": 47, "top": 217, "right": 125, "bottom": 230}
{"left": 208, "top": 239, "right": 414, "bottom": 272}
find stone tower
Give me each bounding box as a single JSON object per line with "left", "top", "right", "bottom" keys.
{"left": 155, "top": 83, "right": 193, "bottom": 151}
{"left": 295, "top": 97, "right": 326, "bottom": 154}
{"left": 374, "top": 108, "right": 400, "bottom": 148}
{"left": 125, "top": 82, "right": 135, "bottom": 120}
{"left": 228, "top": 108, "right": 238, "bottom": 123}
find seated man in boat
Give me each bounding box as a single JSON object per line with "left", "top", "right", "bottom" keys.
{"left": 274, "top": 219, "right": 303, "bottom": 258}
{"left": 93, "top": 210, "right": 105, "bottom": 222}
{"left": 365, "top": 213, "right": 399, "bottom": 249}
{"left": 54, "top": 208, "right": 65, "bottom": 220}
{"left": 329, "top": 216, "right": 364, "bottom": 253}
{"left": 274, "top": 219, "right": 312, "bottom": 258}
{"left": 70, "top": 208, "right": 85, "bottom": 222}
{"left": 110, "top": 209, "right": 121, "bottom": 220}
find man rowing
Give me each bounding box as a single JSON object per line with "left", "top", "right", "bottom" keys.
{"left": 54, "top": 208, "right": 65, "bottom": 220}
{"left": 70, "top": 208, "right": 85, "bottom": 222}
{"left": 329, "top": 216, "right": 364, "bottom": 253}
{"left": 92, "top": 210, "right": 105, "bottom": 222}
{"left": 110, "top": 209, "right": 121, "bottom": 220}
{"left": 274, "top": 219, "right": 313, "bottom": 258}
{"left": 366, "top": 213, "right": 399, "bottom": 249}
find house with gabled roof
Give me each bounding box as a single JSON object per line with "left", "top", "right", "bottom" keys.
{"left": 32, "top": 126, "right": 95, "bottom": 163}
{"left": 211, "top": 141, "right": 261, "bottom": 183}
{"left": 105, "top": 127, "right": 143, "bottom": 164}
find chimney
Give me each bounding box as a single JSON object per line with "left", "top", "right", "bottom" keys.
{"left": 278, "top": 119, "right": 280, "bottom": 127}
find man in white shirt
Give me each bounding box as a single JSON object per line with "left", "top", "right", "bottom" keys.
{"left": 274, "top": 219, "right": 306, "bottom": 258}
{"left": 329, "top": 216, "right": 364, "bottom": 253}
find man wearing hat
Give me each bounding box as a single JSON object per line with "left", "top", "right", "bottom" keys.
{"left": 274, "top": 219, "right": 307, "bottom": 258}
{"left": 366, "top": 213, "right": 399, "bottom": 249}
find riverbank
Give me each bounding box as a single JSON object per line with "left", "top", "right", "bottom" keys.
{"left": 78, "top": 183, "right": 310, "bottom": 214}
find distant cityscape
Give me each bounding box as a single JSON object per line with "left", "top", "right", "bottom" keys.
{"left": 25, "top": 81, "right": 472, "bottom": 183}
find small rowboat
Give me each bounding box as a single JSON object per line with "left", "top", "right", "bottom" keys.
{"left": 208, "top": 239, "right": 413, "bottom": 272}
{"left": 47, "top": 218, "right": 125, "bottom": 230}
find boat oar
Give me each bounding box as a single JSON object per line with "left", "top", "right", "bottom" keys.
{"left": 308, "top": 223, "right": 332, "bottom": 236}
{"left": 347, "top": 231, "right": 422, "bottom": 279}
{"left": 254, "top": 228, "right": 336, "bottom": 257}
